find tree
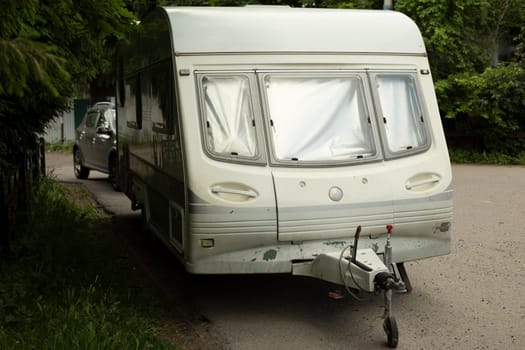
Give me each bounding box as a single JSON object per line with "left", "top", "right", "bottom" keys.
{"left": 0, "top": 0, "right": 134, "bottom": 171}
{"left": 395, "top": 0, "right": 525, "bottom": 154}
{"left": 129, "top": 0, "right": 384, "bottom": 18}
{"left": 395, "top": 0, "right": 492, "bottom": 79}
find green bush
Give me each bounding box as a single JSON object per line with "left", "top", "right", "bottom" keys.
{"left": 437, "top": 63, "right": 525, "bottom": 156}
{"left": 449, "top": 148, "right": 525, "bottom": 164}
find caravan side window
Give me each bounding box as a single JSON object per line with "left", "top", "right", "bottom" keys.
{"left": 198, "top": 74, "right": 262, "bottom": 162}
{"left": 373, "top": 74, "right": 430, "bottom": 156}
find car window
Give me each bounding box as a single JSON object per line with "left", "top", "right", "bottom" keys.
{"left": 85, "top": 112, "right": 99, "bottom": 128}
{"left": 97, "top": 113, "right": 109, "bottom": 129}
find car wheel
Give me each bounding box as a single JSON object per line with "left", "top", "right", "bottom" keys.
{"left": 108, "top": 155, "right": 121, "bottom": 191}
{"left": 73, "top": 148, "right": 90, "bottom": 179}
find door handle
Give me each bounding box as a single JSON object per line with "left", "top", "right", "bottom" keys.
{"left": 211, "top": 186, "right": 257, "bottom": 198}
{"left": 405, "top": 175, "right": 440, "bottom": 190}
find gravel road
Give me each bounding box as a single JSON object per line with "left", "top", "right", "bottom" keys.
{"left": 45, "top": 151, "right": 525, "bottom": 350}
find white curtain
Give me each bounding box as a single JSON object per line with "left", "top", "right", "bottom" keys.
{"left": 376, "top": 75, "right": 427, "bottom": 152}
{"left": 264, "top": 76, "right": 375, "bottom": 161}
{"left": 203, "top": 76, "right": 257, "bottom": 157}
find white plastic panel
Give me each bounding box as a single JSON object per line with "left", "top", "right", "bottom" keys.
{"left": 164, "top": 7, "right": 426, "bottom": 55}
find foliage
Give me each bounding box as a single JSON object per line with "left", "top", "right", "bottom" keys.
{"left": 395, "top": 0, "right": 525, "bottom": 75}
{"left": 395, "top": 0, "right": 492, "bottom": 79}
{"left": 449, "top": 148, "right": 525, "bottom": 165}
{"left": 436, "top": 63, "right": 525, "bottom": 155}
{"left": 0, "top": 37, "right": 69, "bottom": 98}
{"left": 0, "top": 0, "right": 134, "bottom": 171}
{"left": 437, "top": 63, "right": 525, "bottom": 128}
{"left": 130, "top": 0, "right": 385, "bottom": 19}
{"left": 46, "top": 140, "right": 75, "bottom": 153}
{"left": 515, "top": 26, "right": 525, "bottom": 65}
{"left": 301, "top": 0, "right": 383, "bottom": 9}
{"left": 0, "top": 177, "right": 175, "bottom": 349}
{"left": 394, "top": 0, "right": 525, "bottom": 159}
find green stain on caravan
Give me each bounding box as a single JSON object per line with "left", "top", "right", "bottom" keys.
{"left": 323, "top": 241, "right": 347, "bottom": 249}
{"left": 263, "top": 249, "right": 277, "bottom": 261}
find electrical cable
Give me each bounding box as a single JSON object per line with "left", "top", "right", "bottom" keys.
{"left": 338, "top": 244, "right": 370, "bottom": 301}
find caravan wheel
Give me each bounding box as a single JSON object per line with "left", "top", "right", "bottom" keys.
{"left": 383, "top": 316, "right": 399, "bottom": 348}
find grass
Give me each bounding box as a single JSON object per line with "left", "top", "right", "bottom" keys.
{"left": 0, "top": 177, "right": 177, "bottom": 350}
{"left": 46, "top": 140, "right": 74, "bottom": 153}
{"left": 449, "top": 148, "right": 525, "bottom": 165}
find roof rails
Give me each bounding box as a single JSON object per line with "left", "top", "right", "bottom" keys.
{"left": 93, "top": 101, "right": 115, "bottom": 108}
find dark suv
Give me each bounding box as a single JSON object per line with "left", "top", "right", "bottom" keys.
{"left": 73, "top": 102, "right": 119, "bottom": 189}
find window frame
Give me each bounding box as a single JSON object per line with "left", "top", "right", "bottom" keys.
{"left": 196, "top": 71, "right": 267, "bottom": 165}
{"left": 368, "top": 70, "right": 432, "bottom": 159}
{"left": 258, "top": 70, "right": 382, "bottom": 167}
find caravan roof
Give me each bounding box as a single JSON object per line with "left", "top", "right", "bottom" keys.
{"left": 163, "top": 6, "right": 426, "bottom": 55}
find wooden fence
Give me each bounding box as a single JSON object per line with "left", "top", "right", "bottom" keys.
{"left": 0, "top": 137, "right": 46, "bottom": 265}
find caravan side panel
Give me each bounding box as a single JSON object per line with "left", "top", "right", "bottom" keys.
{"left": 117, "top": 8, "right": 187, "bottom": 256}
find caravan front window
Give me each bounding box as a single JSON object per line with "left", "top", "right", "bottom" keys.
{"left": 263, "top": 74, "right": 377, "bottom": 163}
{"left": 374, "top": 74, "right": 429, "bottom": 155}
{"left": 199, "top": 75, "right": 259, "bottom": 159}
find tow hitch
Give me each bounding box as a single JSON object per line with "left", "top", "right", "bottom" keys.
{"left": 292, "top": 224, "right": 406, "bottom": 348}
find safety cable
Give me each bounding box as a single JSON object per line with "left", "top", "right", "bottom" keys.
{"left": 338, "top": 244, "right": 370, "bottom": 301}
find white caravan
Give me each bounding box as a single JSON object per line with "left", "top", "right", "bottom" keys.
{"left": 116, "top": 6, "right": 453, "bottom": 346}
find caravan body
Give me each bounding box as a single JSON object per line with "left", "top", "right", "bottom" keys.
{"left": 116, "top": 6, "right": 453, "bottom": 276}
